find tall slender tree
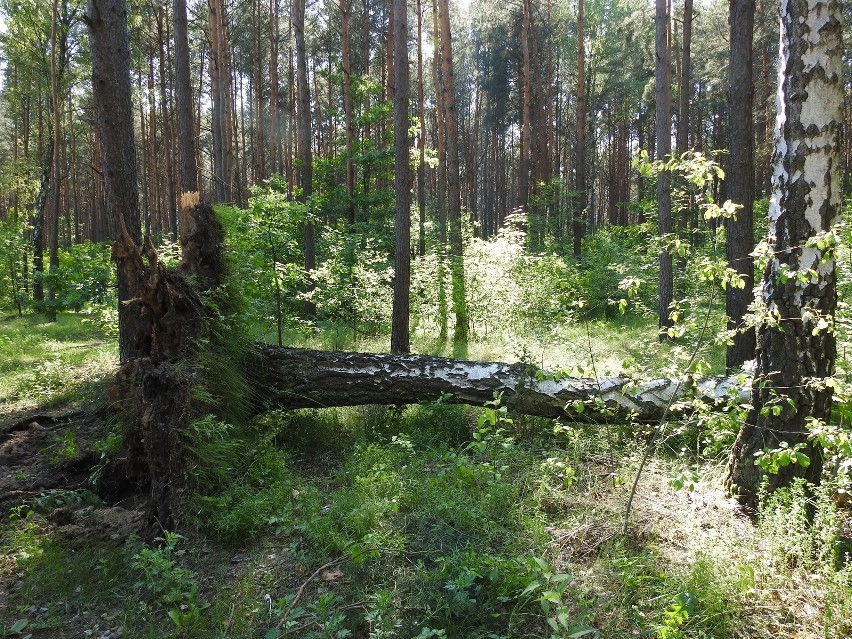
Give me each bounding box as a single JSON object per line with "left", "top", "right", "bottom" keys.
{"left": 431, "top": 0, "right": 449, "bottom": 340}
{"left": 727, "top": 0, "right": 843, "bottom": 509}
{"left": 293, "top": 0, "right": 315, "bottom": 317}
{"left": 437, "top": 0, "right": 467, "bottom": 343}
{"left": 390, "top": 0, "right": 411, "bottom": 354}
{"left": 416, "top": 0, "right": 426, "bottom": 257}
{"left": 726, "top": 0, "right": 756, "bottom": 370}
{"left": 173, "top": 0, "right": 198, "bottom": 196}
{"left": 517, "top": 0, "right": 531, "bottom": 213}
{"left": 340, "top": 0, "right": 356, "bottom": 227}
{"left": 675, "top": 0, "right": 692, "bottom": 261}
{"left": 46, "top": 0, "right": 66, "bottom": 322}
{"left": 655, "top": 0, "right": 673, "bottom": 334}
{"left": 208, "top": 0, "right": 235, "bottom": 202}
{"left": 87, "top": 0, "right": 145, "bottom": 362}
{"left": 574, "top": 0, "right": 586, "bottom": 257}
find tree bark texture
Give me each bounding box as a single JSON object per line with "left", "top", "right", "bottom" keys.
{"left": 655, "top": 0, "right": 673, "bottom": 333}
{"left": 31, "top": 137, "right": 54, "bottom": 306}
{"left": 208, "top": 0, "right": 235, "bottom": 202}
{"left": 726, "top": 0, "right": 756, "bottom": 371}
{"left": 340, "top": 0, "right": 356, "bottom": 227}
{"left": 726, "top": 0, "right": 843, "bottom": 510}
{"left": 676, "top": 0, "right": 692, "bottom": 155}
{"left": 437, "top": 0, "right": 468, "bottom": 343}
{"left": 574, "top": 0, "right": 586, "bottom": 257}
{"left": 173, "top": 0, "right": 198, "bottom": 195}
{"left": 87, "top": 0, "right": 145, "bottom": 363}
{"left": 416, "top": 0, "right": 426, "bottom": 257}
{"left": 249, "top": 344, "right": 749, "bottom": 422}
{"left": 293, "top": 0, "right": 316, "bottom": 317}
{"left": 390, "top": 0, "right": 411, "bottom": 354}
{"left": 517, "top": 0, "right": 531, "bottom": 213}
{"left": 431, "top": 0, "right": 448, "bottom": 340}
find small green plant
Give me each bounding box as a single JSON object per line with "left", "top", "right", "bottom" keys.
{"left": 668, "top": 467, "right": 700, "bottom": 492}
{"left": 754, "top": 441, "right": 810, "bottom": 474}
{"left": 269, "top": 591, "right": 352, "bottom": 638}
{"left": 46, "top": 428, "right": 79, "bottom": 465}
{"left": 28, "top": 488, "right": 99, "bottom": 511}
{"left": 130, "top": 531, "right": 204, "bottom": 630}
{"left": 518, "top": 557, "right": 599, "bottom": 639}
{"left": 465, "top": 393, "right": 515, "bottom": 460}
{"left": 2, "top": 618, "right": 31, "bottom": 638}
{"left": 657, "top": 591, "right": 695, "bottom": 639}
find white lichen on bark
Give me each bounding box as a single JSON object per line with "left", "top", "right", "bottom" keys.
{"left": 726, "top": 0, "right": 842, "bottom": 508}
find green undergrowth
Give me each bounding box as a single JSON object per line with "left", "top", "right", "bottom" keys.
{"left": 6, "top": 398, "right": 851, "bottom": 638}
{"left": 2, "top": 312, "right": 851, "bottom": 638}
{"left": 275, "top": 310, "right": 727, "bottom": 380}
{"left": 0, "top": 314, "right": 116, "bottom": 415}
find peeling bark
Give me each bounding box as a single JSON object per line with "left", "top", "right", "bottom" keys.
{"left": 247, "top": 344, "right": 749, "bottom": 423}
{"left": 726, "top": 0, "right": 843, "bottom": 510}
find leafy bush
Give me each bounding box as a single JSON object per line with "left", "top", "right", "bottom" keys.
{"left": 53, "top": 242, "right": 114, "bottom": 312}
{"left": 0, "top": 216, "right": 30, "bottom": 313}
{"left": 131, "top": 531, "right": 204, "bottom": 630}
{"left": 309, "top": 229, "right": 394, "bottom": 338}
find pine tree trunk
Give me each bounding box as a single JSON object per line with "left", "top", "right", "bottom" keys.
{"left": 208, "top": 0, "right": 235, "bottom": 202}
{"left": 47, "top": 0, "right": 64, "bottom": 322}
{"left": 87, "top": 0, "right": 145, "bottom": 363}
{"left": 726, "top": 0, "right": 843, "bottom": 510}
{"left": 437, "top": 0, "right": 468, "bottom": 344}
{"left": 269, "top": 0, "right": 282, "bottom": 175}
{"left": 574, "top": 0, "right": 586, "bottom": 257}
{"left": 431, "top": 0, "right": 448, "bottom": 341}
{"left": 390, "top": 0, "right": 411, "bottom": 354}
{"left": 341, "top": 0, "right": 356, "bottom": 227}
{"left": 416, "top": 0, "right": 427, "bottom": 257}
{"left": 293, "top": 0, "right": 316, "bottom": 317}
{"left": 655, "top": 0, "right": 673, "bottom": 334}
{"left": 675, "top": 0, "right": 692, "bottom": 266}
{"left": 173, "top": 0, "right": 198, "bottom": 195}
{"left": 156, "top": 6, "right": 178, "bottom": 240}
{"left": 725, "top": 0, "right": 756, "bottom": 371}
{"left": 517, "top": 0, "right": 531, "bottom": 214}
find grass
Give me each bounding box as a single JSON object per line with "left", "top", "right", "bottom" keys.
{"left": 276, "top": 309, "right": 728, "bottom": 380}
{"left": 1, "top": 309, "right": 850, "bottom": 638}
{"left": 0, "top": 313, "right": 116, "bottom": 416}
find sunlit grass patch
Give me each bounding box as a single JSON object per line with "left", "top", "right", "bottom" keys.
{"left": 0, "top": 313, "right": 117, "bottom": 414}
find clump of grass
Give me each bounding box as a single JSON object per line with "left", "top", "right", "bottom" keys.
{"left": 0, "top": 314, "right": 116, "bottom": 414}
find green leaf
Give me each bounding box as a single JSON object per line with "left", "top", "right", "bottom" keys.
{"left": 167, "top": 609, "right": 182, "bottom": 627}
{"left": 567, "top": 625, "right": 600, "bottom": 638}
{"left": 9, "top": 619, "right": 29, "bottom": 633}
{"left": 532, "top": 557, "right": 551, "bottom": 573}
{"left": 676, "top": 591, "right": 696, "bottom": 614}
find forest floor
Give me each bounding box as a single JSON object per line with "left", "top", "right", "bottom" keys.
{"left": 1, "top": 314, "right": 851, "bottom": 639}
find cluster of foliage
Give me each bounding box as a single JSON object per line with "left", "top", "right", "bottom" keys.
{"left": 0, "top": 227, "right": 114, "bottom": 318}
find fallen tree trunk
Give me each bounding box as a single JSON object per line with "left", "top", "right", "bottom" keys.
{"left": 250, "top": 344, "right": 750, "bottom": 422}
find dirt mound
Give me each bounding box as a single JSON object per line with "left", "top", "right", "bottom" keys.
{"left": 0, "top": 408, "right": 144, "bottom": 535}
